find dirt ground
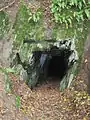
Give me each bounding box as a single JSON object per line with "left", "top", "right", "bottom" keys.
{"left": 0, "top": 0, "right": 90, "bottom": 120}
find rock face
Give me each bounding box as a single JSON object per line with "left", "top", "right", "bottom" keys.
{"left": 11, "top": 39, "right": 78, "bottom": 90}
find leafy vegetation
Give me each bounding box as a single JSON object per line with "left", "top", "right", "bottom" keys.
{"left": 13, "top": 3, "right": 44, "bottom": 51}
{"left": 51, "top": 0, "right": 90, "bottom": 65}
{"left": 11, "top": 3, "right": 46, "bottom": 70}
{"left": 0, "top": 11, "right": 9, "bottom": 39}
{"left": 51, "top": 0, "right": 90, "bottom": 28}
{"left": 0, "top": 67, "right": 15, "bottom": 93}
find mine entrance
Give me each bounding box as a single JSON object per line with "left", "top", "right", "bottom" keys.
{"left": 46, "top": 49, "right": 71, "bottom": 82}
{"left": 20, "top": 40, "right": 76, "bottom": 89}
{"left": 47, "top": 55, "right": 67, "bottom": 79}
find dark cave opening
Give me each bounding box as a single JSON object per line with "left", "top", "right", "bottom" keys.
{"left": 46, "top": 48, "right": 72, "bottom": 82}
{"left": 34, "top": 48, "right": 72, "bottom": 88}
{"left": 47, "top": 56, "right": 67, "bottom": 79}
{"left": 13, "top": 40, "right": 77, "bottom": 89}
{"left": 26, "top": 44, "right": 73, "bottom": 88}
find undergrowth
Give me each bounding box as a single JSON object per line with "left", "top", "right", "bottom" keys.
{"left": 0, "top": 11, "right": 9, "bottom": 39}
{"left": 51, "top": 0, "right": 90, "bottom": 28}
{"left": 13, "top": 3, "right": 44, "bottom": 51}
{"left": 0, "top": 67, "right": 15, "bottom": 93}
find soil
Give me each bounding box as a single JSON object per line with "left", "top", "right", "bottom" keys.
{"left": 0, "top": 0, "right": 90, "bottom": 120}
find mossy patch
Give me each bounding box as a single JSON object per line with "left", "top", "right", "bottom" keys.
{"left": 0, "top": 11, "right": 9, "bottom": 40}
{"left": 13, "top": 3, "right": 45, "bottom": 51}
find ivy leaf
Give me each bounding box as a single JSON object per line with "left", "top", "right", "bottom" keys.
{"left": 70, "top": 1, "right": 74, "bottom": 6}
{"left": 67, "top": 18, "right": 72, "bottom": 24}
{"left": 51, "top": 7, "right": 55, "bottom": 13}
{"left": 54, "top": 14, "right": 59, "bottom": 22}
{"left": 28, "top": 16, "right": 32, "bottom": 22}
{"left": 67, "top": 18, "right": 72, "bottom": 27}
{"left": 0, "top": 67, "right": 15, "bottom": 74}
{"left": 79, "top": 2, "right": 82, "bottom": 10}
{"left": 5, "top": 75, "right": 11, "bottom": 93}
{"left": 80, "top": 14, "right": 84, "bottom": 21}
{"left": 74, "top": 0, "right": 78, "bottom": 6}
{"left": 82, "top": 0, "right": 86, "bottom": 5}
{"left": 88, "top": 2, "right": 90, "bottom": 5}
{"left": 58, "top": 3, "right": 61, "bottom": 8}
{"left": 33, "top": 14, "right": 36, "bottom": 22}
{"left": 73, "top": 12, "right": 76, "bottom": 17}
{"left": 5, "top": 68, "right": 15, "bottom": 73}
{"left": 85, "top": 9, "right": 90, "bottom": 18}
{"left": 62, "top": 16, "right": 65, "bottom": 22}
{"left": 16, "top": 96, "right": 20, "bottom": 109}
{"left": 65, "top": 20, "right": 68, "bottom": 29}
{"left": 59, "top": 18, "right": 62, "bottom": 23}
{"left": 62, "top": 2, "right": 65, "bottom": 8}
{"left": 76, "top": 16, "right": 80, "bottom": 22}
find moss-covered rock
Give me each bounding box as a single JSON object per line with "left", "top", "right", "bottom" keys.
{"left": 11, "top": 2, "right": 90, "bottom": 90}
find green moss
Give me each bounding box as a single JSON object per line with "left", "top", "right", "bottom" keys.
{"left": 13, "top": 3, "right": 44, "bottom": 51}
{"left": 0, "top": 11, "right": 9, "bottom": 39}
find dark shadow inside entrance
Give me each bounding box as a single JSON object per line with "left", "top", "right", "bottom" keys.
{"left": 40, "top": 48, "right": 72, "bottom": 87}
{"left": 47, "top": 55, "right": 67, "bottom": 80}
{"left": 33, "top": 47, "right": 72, "bottom": 89}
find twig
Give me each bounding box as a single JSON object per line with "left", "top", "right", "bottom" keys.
{"left": 0, "top": 0, "right": 15, "bottom": 12}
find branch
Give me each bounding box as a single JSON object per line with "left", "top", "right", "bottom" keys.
{"left": 0, "top": 0, "right": 15, "bottom": 12}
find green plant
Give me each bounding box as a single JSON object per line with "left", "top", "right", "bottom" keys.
{"left": 13, "top": 4, "right": 44, "bottom": 50}
{"left": 0, "top": 67, "right": 15, "bottom": 93}
{"left": 0, "top": 11, "right": 9, "bottom": 39}
{"left": 15, "top": 95, "right": 20, "bottom": 109}
{"left": 28, "top": 9, "right": 42, "bottom": 23}
{"left": 12, "top": 3, "right": 44, "bottom": 67}
{"left": 51, "top": 0, "right": 90, "bottom": 28}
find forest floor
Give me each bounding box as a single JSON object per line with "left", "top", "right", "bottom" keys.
{"left": 0, "top": 0, "right": 90, "bottom": 120}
